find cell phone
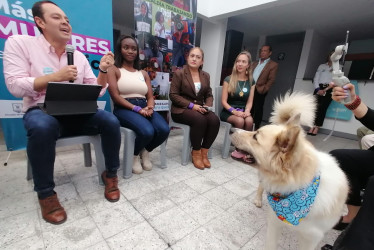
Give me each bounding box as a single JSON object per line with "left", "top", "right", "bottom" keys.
{"left": 202, "top": 106, "right": 213, "bottom": 111}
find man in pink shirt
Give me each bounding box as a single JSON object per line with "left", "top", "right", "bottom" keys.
{"left": 3, "top": 1, "right": 121, "bottom": 225}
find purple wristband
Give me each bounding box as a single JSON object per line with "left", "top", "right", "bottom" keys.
{"left": 132, "top": 105, "right": 142, "bottom": 113}
{"left": 188, "top": 102, "right": 194, "bottom": 109}
{"left": 228, "top": 107, "right": 234, "bottom": 113}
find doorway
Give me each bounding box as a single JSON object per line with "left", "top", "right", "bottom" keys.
{"left": 261, "top": 32, "right": 305, "bottom": 123}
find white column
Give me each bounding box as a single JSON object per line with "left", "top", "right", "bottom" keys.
{"left": 199, "top": 18, "right": 228, "bottom": 97}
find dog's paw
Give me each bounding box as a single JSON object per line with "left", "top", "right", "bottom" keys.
{"left": 253, "top": 198, "right": 262, "bottom": 208}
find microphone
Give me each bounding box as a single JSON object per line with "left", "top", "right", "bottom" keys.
{"left": 66, "top": 44, "right": 75, "bottom": 83}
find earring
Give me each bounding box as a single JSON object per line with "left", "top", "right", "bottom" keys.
{"left": 245, "top": 69, "right": 248, "bottom": 75}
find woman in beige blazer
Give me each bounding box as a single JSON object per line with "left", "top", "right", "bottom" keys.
{"left": 169, "top": 47, "right": 220, "bottom": 170}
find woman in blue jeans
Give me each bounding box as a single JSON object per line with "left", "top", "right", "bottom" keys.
{"left": 107, "top": 35, "right": 170, "bottom": 174}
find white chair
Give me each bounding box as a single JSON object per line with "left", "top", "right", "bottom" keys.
{"left": 120, "top": 127, "right": 167, "bottom": 179}
{"left": 215, "top": 86, "right": 232, "bottom": 159}
{"left": 26, "top": 135, "right": 105, "bottom": 185}
{"left": 168, "top": 97, "right": 212, "bottom": 165}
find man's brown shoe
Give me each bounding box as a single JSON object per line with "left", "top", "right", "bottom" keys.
{"left": 101, "top": 171, "right": 120, "bottom": 202}
{"left": 38, "top": 193, "right": 67, "bottom": 225}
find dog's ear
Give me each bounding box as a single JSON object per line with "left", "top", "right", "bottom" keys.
{"left": 276, "top": 125, "right": 300, "bottom": 153}
{"left": 285, "top": 113, "right": 301, "bottom": 127}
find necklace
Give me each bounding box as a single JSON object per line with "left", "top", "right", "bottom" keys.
{"left": 237, "top": 80, "right": 247, "bottom": 97}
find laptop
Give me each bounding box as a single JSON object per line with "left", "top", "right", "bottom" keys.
{"left": 38, "top": 82, "right": 102, "bottom": 116}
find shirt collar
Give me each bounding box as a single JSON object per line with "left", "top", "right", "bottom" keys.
{"left": 259, "top": 57, "right": 270, "bottom": 65}
{"left": 37, "top": 34, "right": 66, "bottom": 55}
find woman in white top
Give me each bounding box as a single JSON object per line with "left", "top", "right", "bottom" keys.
{"left": 108, "top": 35, "right": 170, "bottom": 174}
{"left": 154, "top": 11, "right": 166, "bottom": 38}
{"left": 308, "top": 51, "right": 334, "bottom": 136}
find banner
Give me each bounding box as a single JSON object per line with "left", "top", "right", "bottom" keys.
{"left": 326, "top": 80, "right": 359, "bottom": 120}
{"left": 134, "top": 0, "right": 197, "bottom": 111}
{"left": 0, "top": 0, "right": 113, "bottom": 151}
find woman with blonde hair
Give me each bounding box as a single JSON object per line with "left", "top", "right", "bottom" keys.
{"left": 220, "top": 51, "right": 255, "bottom": 159}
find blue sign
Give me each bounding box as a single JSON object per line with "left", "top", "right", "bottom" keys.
{"left": 0, "top": 0, "right": 113, "bottom": 151}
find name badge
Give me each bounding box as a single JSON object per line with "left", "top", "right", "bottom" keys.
{"left": 43, "top": 67, "right": 54, "bottom": 75}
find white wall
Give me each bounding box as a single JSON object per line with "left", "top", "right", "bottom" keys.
{"left": 199, "top": 18, "right": 228, "bottom": 110}
{"left": 294, "top": 80, "right": 374, "bottom": 136}
{"left": 294, "top": 32, "right": 374, "bottom": 137}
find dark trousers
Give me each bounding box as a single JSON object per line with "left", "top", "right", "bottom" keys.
{"left": 23, "top": 108, "right": 121, "bottom": 198}
{"left": 113, "top": 98, "right": 170, "bottom": 155}
{"left": 330, "top": 149, "right": 374, "bottom": 206}
{"left": 333, "top": 175, "right": 374, "bottom": 250}
{"left": 171, "top": 109, "right": 220, "bottom": 150}
{"left": 314, "top": 90, "right": 333, "bottom": 126}
{"left": 251, "top": 88, "right": 267, "bottom": 129}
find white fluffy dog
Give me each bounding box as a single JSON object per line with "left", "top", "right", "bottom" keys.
{"left": 231, "top": 92, "right": 348, "bottom": 250}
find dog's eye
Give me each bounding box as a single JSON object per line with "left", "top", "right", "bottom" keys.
{"left": 253, "top": 133, "right": 257, "bottom": 141}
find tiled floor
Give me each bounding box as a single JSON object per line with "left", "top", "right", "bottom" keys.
{"left": 0, "top": 127, "right": 358, "bottom": 249}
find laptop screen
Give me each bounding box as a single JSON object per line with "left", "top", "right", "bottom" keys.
{"left": 40, "top": 82, "right": 103, "bottom": 116}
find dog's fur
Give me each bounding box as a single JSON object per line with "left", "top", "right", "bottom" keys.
{"left": 231, "top": 92, "right": 349, "bottom": 250}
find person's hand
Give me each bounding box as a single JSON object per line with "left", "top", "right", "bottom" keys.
{"left": 232, "top": 110, "right": 245, "bottom": 117}
{"left": 243, "top": 110, "right": 251, "bottom": 118}
{"left": 328, "top": 82, "right": 334, "bottom": 89}
{"left": 332, "top": 83, "right": 356, "bottom": 104}
{"left": 139, "top": 108, "right": 151, "bottom": 117}
{"left": 99, "top": 51, "right": 114, "bottom": 71}
{"left": 317, "top": 89, "right": 326, "bottom": 96}
{"left": 192, "top": 105, "right": 207, "bottom": 114}
{"left": 143, "top": 106, "right": 154, "bottom": 116}
{"left": 54, "top": 65, "right": 77, "bottom": 82}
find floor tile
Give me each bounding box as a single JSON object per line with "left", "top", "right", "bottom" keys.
{"left": 204, "top": 212, "right": 258, "bottom": 249}
{"left": 42, "top": 216, "right": 104, "bottom": 249}
{"left": 91, "top": 202, "right": 145, "bottom": 239}
{"left": 119, "top": 178, "right": 157, "bottom": 200}
{"left": 172, "top": 227, "right": 230, "bottom": 249}
{"left": 183, "top": 175, "right": 219, "bottom": 194}
{"left": 203, "top": 185, "right": 243, "bottom": 210}
{"left": 131, "top": 190, "right": 176, "bottom": 220}
{"left": 80, "top": 189, "right": 128, "bottom": 215}
{"left": 83, "top": 240, "right": 110, "bottom": 250}
{"left": 1, "top": 235, "right": 45, "bottom": 250}
{"left": 223, "top": 178, "right": 257, "bottom": 197}
{"left": 73, "top": 175, "right": 102, "bottom": 196}
{"left": 160, "top": 182, "right": 200, "bottom": 204}
{"left": 107, "top": 221, "right": 168, "bottom": 250}
{"left": 0, "top": 192, "right": 37, "bottom": 219}
{"left": 143, "top": 171, "right": 177, "bottom": 189}
{"left": 149, "top": 207, "right": 199, "bottom": 245}
{"left": 0, "top": 210, "right": 41, "bottom": 247}
{"left": 201, "top": 168, "right": 235, "bottom": 185}
{"left": 179, "top": 195, "right": 224, "bottom": 225}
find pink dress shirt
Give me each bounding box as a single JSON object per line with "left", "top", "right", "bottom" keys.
{"left": 3, "top": 35, "right": 107, "bottom": 112}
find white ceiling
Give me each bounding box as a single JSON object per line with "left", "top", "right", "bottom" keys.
{"left": 226, "top": 0, "right": 374, "bottom": 46}
{"left": 112, "top": 0, "right": 374, "bottom": 46}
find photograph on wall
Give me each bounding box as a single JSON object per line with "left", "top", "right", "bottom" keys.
{"left": 134, "top": 0, "right": 196, "bottom": 74}
{"left": 134, "top": 0, "right": 196, "bottom": 110}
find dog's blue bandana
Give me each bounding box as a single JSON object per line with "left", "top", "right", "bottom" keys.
{"left": 267, "top": 175, "right": 320, "bottom": 226}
